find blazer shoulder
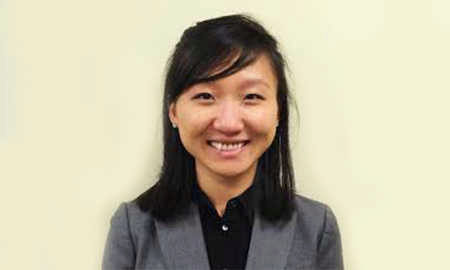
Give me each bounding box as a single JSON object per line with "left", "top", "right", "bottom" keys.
{"left": 292, "top": 194, "right": 339, "bottom": 233}
{"left": 108, "top": 200, "right": 156, "bottom": 241}
{"left": 293, "top": 194, "right": 330, "bottom": 215}
{"left": 103, "top": 201, "right": 156, "bottom": 269}
{"left": 289, "top": 194, "right": 344, "bottom": 269}
{"left": 119, "top": 200, "right": 154, "bottom": 229}
{"left": 295, "top": 195, "right": 344, "bottom": 270}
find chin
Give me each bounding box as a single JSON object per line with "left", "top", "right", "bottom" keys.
{"left": 210, "top": 165, "right": 253, "bottom": 179}
{"left": 217, "top": 171, "right": 245, "bottom": 178}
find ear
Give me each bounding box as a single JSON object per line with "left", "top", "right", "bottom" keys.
{"left": 168, "top": 102, "right": 177, "bottom": 126}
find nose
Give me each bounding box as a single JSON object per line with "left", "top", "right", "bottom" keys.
{"left": 212, "top": 101, "right": 244, "bottom": 134}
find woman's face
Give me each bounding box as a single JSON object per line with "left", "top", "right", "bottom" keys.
{"left": 169, "top": 54, "right": 279, "bottom": 180}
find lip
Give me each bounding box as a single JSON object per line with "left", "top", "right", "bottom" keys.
{"left": 207, "top": 139, "right": 250, "bottom": 143}
{"left": 207, "top": 140, "right": 250, "bottom": 159}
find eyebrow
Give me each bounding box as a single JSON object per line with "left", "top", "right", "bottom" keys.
{"left": 237, "top": 78, "right": 272, "bottom": 91}
{"left": 206, "top": 78, "right": 273, "bottom": 92}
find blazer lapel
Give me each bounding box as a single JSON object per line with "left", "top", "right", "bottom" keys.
{"left": 245, "top": 210, "right": 298, "bottom": 270}
{"left": 154, "top": 204, "right": 210, "bottom": 270}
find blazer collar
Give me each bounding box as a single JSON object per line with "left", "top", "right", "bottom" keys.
{"left": 245, "top": 209, "right": 297, "bottom": 270}
{"left": 154, "top": 203, "right": 297, "bottom": 270}
{"left": 154, "top": 204, "right": 210, "bottom": 270}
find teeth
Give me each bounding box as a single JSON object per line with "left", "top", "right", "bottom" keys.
{"left": 210, "top": 141, "right": 245, "bottom": 151}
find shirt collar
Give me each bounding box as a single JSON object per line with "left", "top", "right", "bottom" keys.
{"left": 191, "top": 180, "right": 259, "bottom": 222}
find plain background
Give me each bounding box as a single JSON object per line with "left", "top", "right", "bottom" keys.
{"left": 1, "top": 0, "right": 450, "bottom": 269}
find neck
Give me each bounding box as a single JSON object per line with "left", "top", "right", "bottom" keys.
{"left": 196, "top": 163, "right": 257, "bottom": 217}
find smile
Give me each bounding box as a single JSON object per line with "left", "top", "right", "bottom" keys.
{"left": 207, "top": 140, "right": 250, "bottom": 152}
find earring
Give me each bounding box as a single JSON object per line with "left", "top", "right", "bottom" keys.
{"left": 172, "top": 122, "right": 177, "bottom": 128}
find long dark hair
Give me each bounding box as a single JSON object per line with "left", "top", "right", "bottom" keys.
{"left": 135, "top": 14, "right": 296, "bottom": 222}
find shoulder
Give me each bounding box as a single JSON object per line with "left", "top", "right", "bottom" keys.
{"left": 293, "top": 194, "right": 332, "bottom": 219}
{"left": 284, "top": 195, "right": 344, "bottom": 269}
{"left": 103, "top": 202, "right": 163, "bottom": 269}
{"left": 109, "top": 201, "right": 155, "bottom": 235}
{"left": 291, "top": 194, "right": 340, "bottom": 235}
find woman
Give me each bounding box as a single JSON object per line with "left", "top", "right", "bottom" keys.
{"left": 103, "top": 14, "right": 344, "bottom": 270}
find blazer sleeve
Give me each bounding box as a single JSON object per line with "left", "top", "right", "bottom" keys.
{"left": 102, "top": 203, "right": 136, "bottom": 270}
{"left": 316, "top": 206, "right": 344, "bottom": 270}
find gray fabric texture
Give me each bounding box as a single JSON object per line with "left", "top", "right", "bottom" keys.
{"left": 102, "top": 195, "right": 344, "bottom": 270}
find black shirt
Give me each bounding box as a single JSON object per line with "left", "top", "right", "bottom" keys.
{"left": 192, "top": 184, "right": 256, "bottom": 270}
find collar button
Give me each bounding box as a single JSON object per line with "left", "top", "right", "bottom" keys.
{"left": 221, "top": 224, "right": 229, "bottom": 231}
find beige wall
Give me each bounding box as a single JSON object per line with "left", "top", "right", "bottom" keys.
{"left": 1, "top": 0, "right": 450, "bottom": 269}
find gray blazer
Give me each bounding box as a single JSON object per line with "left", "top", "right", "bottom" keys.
{"left": 102, "top": 195, "right": 344, "bottom": 270}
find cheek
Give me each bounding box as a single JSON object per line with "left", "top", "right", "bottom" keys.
{"left": 246, "top": 106, "right": 278, "bottom": 134}
{"left": 177, "top": 112, "right": 211, "bottom": 143}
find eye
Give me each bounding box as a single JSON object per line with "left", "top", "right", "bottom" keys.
{"left": 193, "top": 93, "right": 214, "bottom": 100}
{"left": 245, "top": 93, "right": 265, "bottom": 100}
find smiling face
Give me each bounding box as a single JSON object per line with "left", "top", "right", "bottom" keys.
{"left": 169, "top": 54, "right": 279, "bottom": 182}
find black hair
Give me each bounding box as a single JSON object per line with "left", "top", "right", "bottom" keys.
{"left": 135, "top": 14, "right": 296, "bottom": 222}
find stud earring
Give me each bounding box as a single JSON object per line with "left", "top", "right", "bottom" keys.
{"left": 172, "top": 122, "right": 177, "bottom": 128}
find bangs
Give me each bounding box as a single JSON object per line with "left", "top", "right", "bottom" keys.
{"left": 185, "top": 47, "right": 260, "bottom": 89}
